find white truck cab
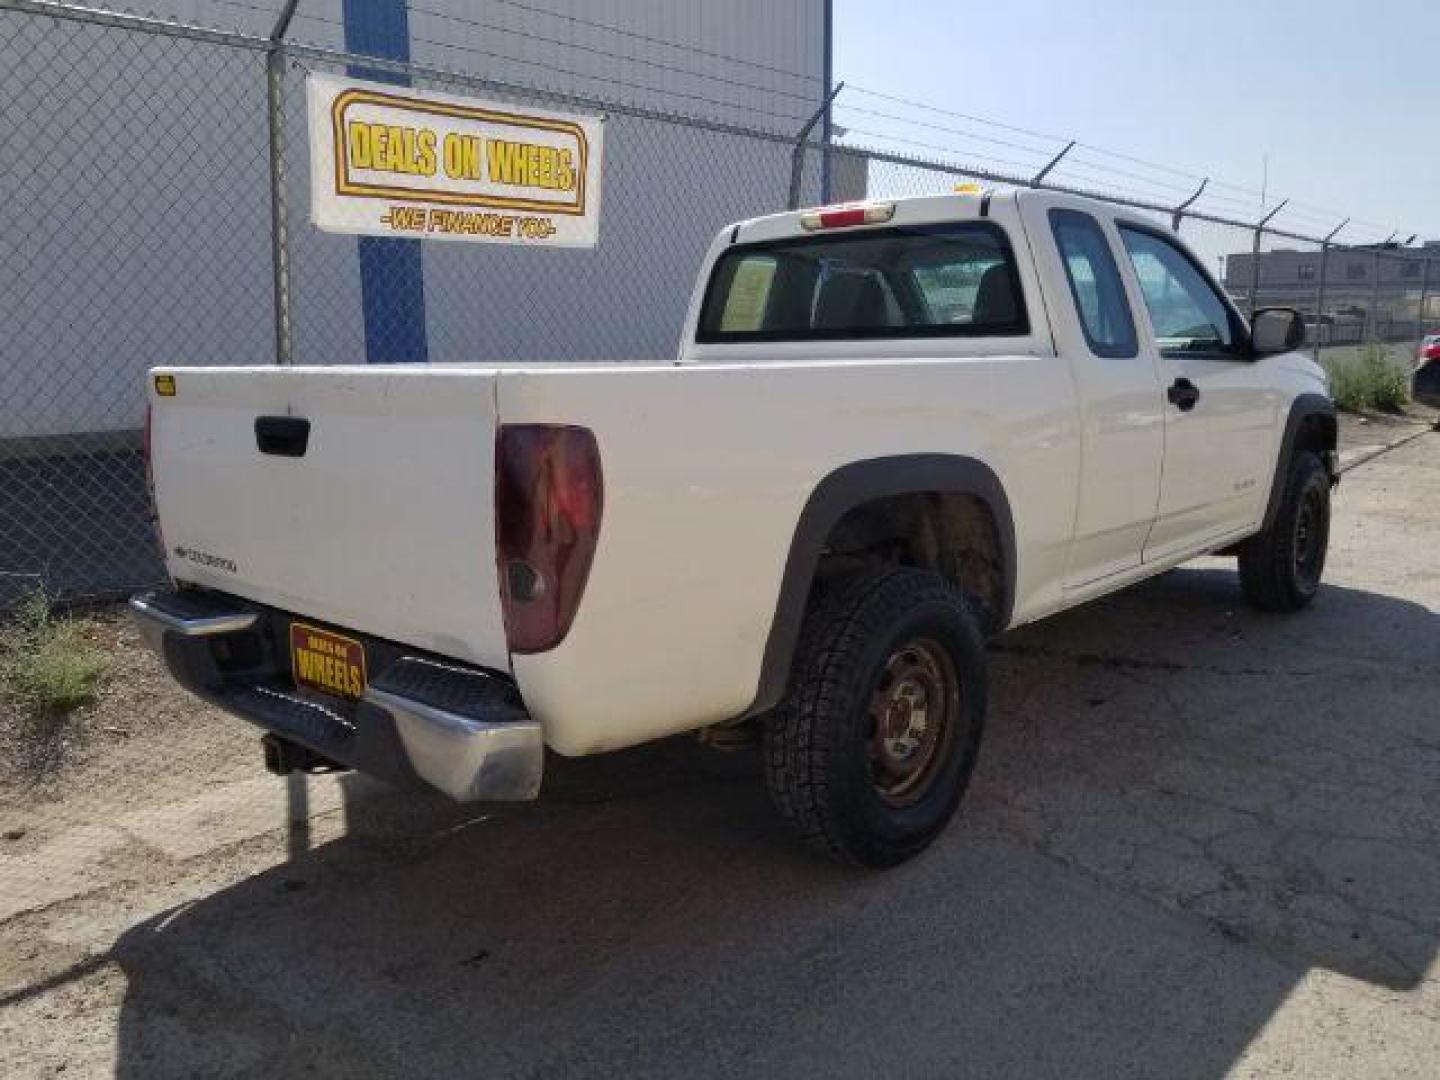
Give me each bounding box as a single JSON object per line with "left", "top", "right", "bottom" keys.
{"left": 133, "top": 189, "right": 1336, "bottom": 866}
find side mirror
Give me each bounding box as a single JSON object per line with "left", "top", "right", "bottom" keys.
{"left": 1250, "top": 307, "right": 1305, "bottom": 356}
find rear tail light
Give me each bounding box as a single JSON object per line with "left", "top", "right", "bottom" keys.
{"left": 494, "top": 425, "right": 603, "bottom": 654}
{"left": 799, "top": 201, "right": 896, "bottom": 231}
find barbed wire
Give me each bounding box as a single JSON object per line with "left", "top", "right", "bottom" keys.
{"left": 196, "top": 0, "right": 289, "bottom": 25}
{"left": 834, "top": 128, "right": 1046, "bottom": 179}
{"left": 833, "top": 102, "right": 1059, "bottom": 162}
{"left": 399, "top": 33, "right": 813, "bottom": 127}
{"left": 6, "top": 0, "right": 1432, "bottom": 246}
{"left": 840, "top": 81, "right": 1403, "bottom": 237}
{"left": 403, "top": 5, "right": 824, "bottom": 105}
{"left": 413, "top": 0, "right": 823, "bottom": 85}
{"left": 51, "top": 1, "right": 1426, "bottom": 240}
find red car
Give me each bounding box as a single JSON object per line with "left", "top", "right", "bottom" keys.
{"left": 1415, "top": 334, "right": 1440, "bottom": 406}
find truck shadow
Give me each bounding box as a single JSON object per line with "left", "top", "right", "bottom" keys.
{"left": 108, "top": 569, "right": 1440, "bottom": 1078}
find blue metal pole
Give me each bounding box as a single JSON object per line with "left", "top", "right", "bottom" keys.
{"left": 343, "top": 0, "right": 428, "bottom": 363}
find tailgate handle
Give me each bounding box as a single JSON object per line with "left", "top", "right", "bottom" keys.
{"left": 255, "top": 416, "right": 311, "bottom": 457}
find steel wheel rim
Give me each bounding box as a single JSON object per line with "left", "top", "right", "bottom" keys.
{"left": 867, "top": 638, "right": 959, "bottom": 807}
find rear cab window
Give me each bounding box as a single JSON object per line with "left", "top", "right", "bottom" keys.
{"left": 697, "top": 221, "right": 1029, "bottom": 343}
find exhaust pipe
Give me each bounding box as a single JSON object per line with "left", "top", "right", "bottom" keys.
{"left": 261, "top": 733, "right": 346, "bottom": 776}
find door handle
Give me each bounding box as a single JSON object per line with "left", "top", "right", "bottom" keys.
{"left": 255, "top": 415, "right": 311, "bottom": 457}
{"left": 1166, "top": 378, "right": 1200, "bottom": 412}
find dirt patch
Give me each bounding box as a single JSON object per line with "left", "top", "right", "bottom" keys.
{"left": 0, "top": 606, "right": 255, "bottom": 857}
{"left": 1336, "top": 404, "right": 1435, "bottom": 458}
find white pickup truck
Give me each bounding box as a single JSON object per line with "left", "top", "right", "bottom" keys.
{"left": 133, "top": 189, "right": 1337, "bottom": 866}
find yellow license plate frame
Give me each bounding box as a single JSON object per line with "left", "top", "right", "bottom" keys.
{"left": 289, "top": 622, "right": 368, "bottom": 701}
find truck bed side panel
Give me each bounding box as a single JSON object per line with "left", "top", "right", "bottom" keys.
{"left": 499, "top": 356, "right": 1078, "bottom": 755}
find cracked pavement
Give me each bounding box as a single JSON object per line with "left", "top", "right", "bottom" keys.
{"left": 1, "top": 431, "right": 1437, "bottom": 1078}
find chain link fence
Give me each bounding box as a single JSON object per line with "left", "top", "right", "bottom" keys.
{"left": 1, "top": 4, "right": 275, "bottom": 606}
{"left": 3, "top": 0, "right": 1436, "bottom": 605}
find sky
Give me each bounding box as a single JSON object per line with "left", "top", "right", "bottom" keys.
{"left": 833, "top": 0, "right": 1438, "bottom": 245}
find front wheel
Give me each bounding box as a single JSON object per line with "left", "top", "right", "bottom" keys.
{"left": 1236, "top": 450, "right": 1332, "bottom": 612}
{"left": 763, "top": 568, "right": 987, "bottom": 867}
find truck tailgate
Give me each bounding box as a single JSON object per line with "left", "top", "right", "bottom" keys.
{"left": 148, "top": 365, "right": 510, "bottom": 670}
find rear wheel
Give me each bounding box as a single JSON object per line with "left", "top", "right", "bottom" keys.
{"left": 763, "top": 568, "right": 987, "bottom": 867}
{"left": 1237, "top": 450, "right": 1331, "bottom": 612}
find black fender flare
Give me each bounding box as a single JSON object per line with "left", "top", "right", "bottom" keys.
{"left": 1260, "top": 393, "right": 1337, "bottom": 532}
{"left": 743, "top": 454, "right": 1016, "bottom": 717}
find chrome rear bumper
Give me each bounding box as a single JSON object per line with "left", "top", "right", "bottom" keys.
{"left": 129, "top": 589, "right": 542, "bottom": 802}
{"left": 365, "top": 657, "right": 543, "bottom": 802}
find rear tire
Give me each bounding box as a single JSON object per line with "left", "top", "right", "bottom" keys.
{"left": 763, "top": 568, "right": 987, "bottom": 868}
{"left": 1237, "top": 450, "right": 1331, "bottom": 613}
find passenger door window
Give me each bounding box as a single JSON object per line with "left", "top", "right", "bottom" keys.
{"left": 1118, "top": 226, "right": 1241, "bottom": 357}
{"left": 1049, "top": 209, "right": 1137, "bottom": 357}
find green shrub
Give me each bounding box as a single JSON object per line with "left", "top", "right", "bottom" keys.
{"left": 1365, "top": 352, "right": 1410, "bottom": 413}
{"left": 0, "top": 591, "right": 108, "bottom": 735}
{"left": 1322, "top": 343, "right": 1411, "bottom": 414}
{"left": 1325, "top": 357, "right": 1368, "bottom": 412}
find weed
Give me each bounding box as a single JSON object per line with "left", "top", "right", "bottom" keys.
{"left": 1322, "top": 342, "right": 1411, "bottom": 414}
{"left": 0, "top": 591, "right": 108, "bottom": 740}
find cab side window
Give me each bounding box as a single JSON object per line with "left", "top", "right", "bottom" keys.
{"left": 1118, "top": 225, "right": 1241, "bottom": 357}
{"left": 1049, "top": 209, "right": 1137, "bottom": 358}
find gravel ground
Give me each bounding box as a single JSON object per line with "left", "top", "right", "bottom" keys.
{"left": 0, "top": 424, "right": 1436, "bottom": 1079}
{"left": 0, "top": 610, "right": 257, "bottom": 844}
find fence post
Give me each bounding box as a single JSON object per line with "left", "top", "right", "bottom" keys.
{"left": 1246, "top": 227, "right": 1261, "bottom": 316}
{"left": 1368, "top": 249, "right": 1383, "bottom": 345}
{"left": 1312, "top": 218, "right": 1347, "bottom": 365}
{"left": 1170, "top": 177, "right": 1207, "bottom": 232}
{"left": 1247, "top": 200, "right": 1288, "bottom": 316}
{"left": 1417, "top": 258, "right": 1433, "bottom": 353}
{"left": 787, "top": 81, "right": 844, "bottom": 210}
{"left": 1030, "top": 140, "right": 1074, "bottom": 188}
{"left": 266, "top": 0, "right": 301, "bottom": 366}
{"left": 1314, "top": 244, "right": 1330, "bottom": 362}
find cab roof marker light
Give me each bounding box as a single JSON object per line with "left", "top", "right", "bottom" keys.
{"left": 799, "top": 201, "right": 897, "bottom": 231}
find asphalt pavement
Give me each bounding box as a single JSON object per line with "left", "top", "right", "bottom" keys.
{"left": 1, "top": 431, "right": 1437, "bottom": 1079}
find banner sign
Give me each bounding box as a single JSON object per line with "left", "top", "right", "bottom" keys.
{"left": 306, "top": 74, "right": 604, "bottom": 247}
